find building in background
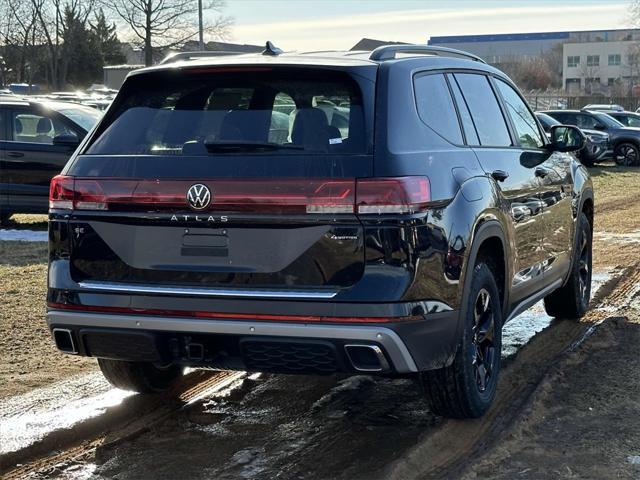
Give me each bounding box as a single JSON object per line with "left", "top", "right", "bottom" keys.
{"left": 563, "top": 40, "right": 640, "bottom": 94}
{"left": 429, "top": 29, "right": 640, "bottom": 94}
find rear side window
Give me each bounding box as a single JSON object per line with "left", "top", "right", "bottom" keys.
{"left": 447, "top": 74, "right": 480, "bottom": 145}
{"left": 86, "top": 69, "right": 366, "bottom": 156}
{"left": 551, "top": 112, "right": 576, "bottom": 126}
{"left": 413, "top": 73, "right": 462, "bottom": 144}
{"left": 453, "top": 73, "right": 511, "bottom": 147}
{"left": 619, "top": 115, "right": 640, "bottom": 127}
{"left": 10, "top": 110, "right": 76, "bottom": 144}
{"left": 495, "top": 79, "right": 544, "bottom": 149}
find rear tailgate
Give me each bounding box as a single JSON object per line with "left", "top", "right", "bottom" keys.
{"left": 58, "top": 66, "right": 376, "bottom": 295}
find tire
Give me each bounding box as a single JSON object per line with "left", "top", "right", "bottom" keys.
{"left": 614, "top": 142, "right": 640, "bottom": 166}
{"left": 98, "top": 358, "right": 183, "bottom": 393}
{"left": 422, "top": 263, "right": 502, "bottom": 419}
{"left": 544, "top": 211, "right": 592, "bottom": 319}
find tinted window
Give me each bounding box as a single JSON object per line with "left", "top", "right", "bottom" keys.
{"left": 86, "top": 70, "right": 365, "bottom": 156}
{"left": 593, "top": 112, "right": 624, "bottom": 128}
{"left": 447, "top": 74, "right": 480, "bottom": 145}
{"left": 53, "top": 105, "right": 100, "bottom": 131}
{"left": 454, "top": 74, "right": 511, "bottom": 147}
{"left": 548, "top": 112, "right": 575, "bottom": 125}
{"left": 616, "top": 114, "right": 640, "bottom": 127}
{"left": 414, "top": 73, "right": 462, "bottom": 144}
{"left": 10, "top": 109, "right": 76, "bottom": 144}
{"left": 536, "top": 113, "right": 560, "bottom": 131}
{"left": 495, "top": 80, "right": 544, "bottom": 148}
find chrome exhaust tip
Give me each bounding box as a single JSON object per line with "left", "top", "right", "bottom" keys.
{"left": 344, "top": 344, "right": 390, "bottom": 372}
{"left": 52, "top": 328, "right": 78, "bottom": 354}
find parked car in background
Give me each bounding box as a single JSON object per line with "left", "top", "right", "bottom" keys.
{"left": 543, "top": 109, "right": 640, "bottom": 166}
{"left": 535, "top": 112, "right": 609, "bottom": 166}
{"left": 583, "top": 104, "right": 624, "bottom": 112}
{"left": 0, "top": 99, "right": 101, "bottom": 224}
{"left": 46, "top": 44, "right": 593, "bottom": 419}
{"left": 601, "top": 110, "right": 640, "bottom": 128}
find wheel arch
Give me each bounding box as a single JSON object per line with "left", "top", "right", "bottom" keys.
{"left": 463, "top": 219, "right": 510, "bottom": 320}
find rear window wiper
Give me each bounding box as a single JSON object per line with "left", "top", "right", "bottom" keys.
{"left": 203, "top": 140, "right": 305, "bottom": 152}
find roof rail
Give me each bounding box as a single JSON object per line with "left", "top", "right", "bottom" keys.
{"left": 369, "top": 45, "right": 486, "bottom": 63}
{"left": 159, "top": 50, "right": 242, "bottom": 65}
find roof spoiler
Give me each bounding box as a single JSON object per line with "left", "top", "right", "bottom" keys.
{"left": 369, "top": 45, "right": 486, "bottom": 63}
{"left": 159, "top": 50, "right": 243, "bottom": 65}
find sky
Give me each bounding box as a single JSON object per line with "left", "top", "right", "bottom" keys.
{"left": 219, "top": 0, "right": 632, "bottom": 51}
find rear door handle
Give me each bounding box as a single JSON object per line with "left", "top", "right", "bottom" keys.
{"left": 535, "top": 167, "right": 550, "bottom": 178}
{"left": 7, "top": 151, "right": 24, "bottom": 158}
{"left": 490, "top": 170, "right": 509, "bottom": 182}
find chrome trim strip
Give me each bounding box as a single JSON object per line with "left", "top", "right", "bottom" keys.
{"left": 506, "top": 278, "right": 563, "bottom": 323}
{"left": 46, "top": 311, "right": 419, "bottom": 373}
{"left": 77, "top": 281, "right": 338, "bottom": 299}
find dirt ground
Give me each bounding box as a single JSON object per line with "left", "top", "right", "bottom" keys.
{"left": 1, "top": 163, "right": 639, "bottom": 479}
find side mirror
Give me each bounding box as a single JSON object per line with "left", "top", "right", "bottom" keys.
{"left": 549, "top": 125, "right": 585, "bottom": 152}
{"left": 53, "top": 133, "right": 80, "bottom": 147}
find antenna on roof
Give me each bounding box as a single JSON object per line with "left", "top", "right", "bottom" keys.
{"left": 262, "top": 41, "right": 283, "bottom": 56}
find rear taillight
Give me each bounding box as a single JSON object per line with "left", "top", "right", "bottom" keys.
{"left": 49, "top": 175, "right": 75, "bottom": 210}
{"left": 49, "top": 176, "right": 430, "bottom": 215}
{"left": 356, "top": 177, "right": 430, "bottom": 214}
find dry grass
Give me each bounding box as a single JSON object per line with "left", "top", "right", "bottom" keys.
{"left": 589, "top": 163, "right": 640, "bottom": 270}
{"left": 4, "top": 214, "right": 48, "bottom": 231}
{"left": 590, "top": 163, "right": 640, "bottom": 233}
{"left": 0, "top": 241, "right": 95, "bottom": 399}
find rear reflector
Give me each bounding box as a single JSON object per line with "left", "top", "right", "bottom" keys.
{"left": 47, "top": 302, "right": 425, "bottom": 323}
{"left": 49, "top": 175, "right": 430, "bottom": 215}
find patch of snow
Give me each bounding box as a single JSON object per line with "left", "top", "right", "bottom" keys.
{"left": 594, "top": 230, "right": 640, "bottom": 245}
{"left": 0, "top": 373, "right": 132, "bottom": 455}
{"left": 628, "top": 455, "right": 640, "bottom": 466}
{"left": 0, "top": 229, "right": 48, "bottom": 242}
{"left": 502, "top": 270, "right": 612, "bottom": 358}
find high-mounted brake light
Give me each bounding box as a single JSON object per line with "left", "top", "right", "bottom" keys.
{"left": 49, "top": 176, "right": 431, "bottom": 215}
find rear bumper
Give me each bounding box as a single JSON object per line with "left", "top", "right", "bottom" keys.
{"left": 47, "top": 308, "right": 460, "bottom": 374}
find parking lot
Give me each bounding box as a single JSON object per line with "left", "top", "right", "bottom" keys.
{"left": 1, "top": 163, "right": 639, "bottom": 479}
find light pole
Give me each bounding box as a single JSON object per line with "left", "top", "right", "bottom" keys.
{"left": 198, "top": 0, "right": 204, "bottom": 50}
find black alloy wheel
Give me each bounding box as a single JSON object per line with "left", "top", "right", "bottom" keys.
{"left": 614, "top": 143, "right": 640, "bottom": 166}
{"left": 472, "top": 288, "right": 496, "bottom": 393}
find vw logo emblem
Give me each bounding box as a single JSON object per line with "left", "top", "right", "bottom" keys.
{"left": 186, "top": 184, "right": 211, "bottom": 210}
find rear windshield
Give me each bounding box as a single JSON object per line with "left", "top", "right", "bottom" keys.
{"left": 85, "top": 69, "right": 366, "bottom": 156}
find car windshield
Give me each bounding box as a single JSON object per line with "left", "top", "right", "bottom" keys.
{"left": 593, "top": 112, "right": 624, "bottom": 128}
{"left": 52, "top": 104, "right": 101, "bottom": 131}
{"left": 85, "top": 69, "right": 366, "bottom": 156}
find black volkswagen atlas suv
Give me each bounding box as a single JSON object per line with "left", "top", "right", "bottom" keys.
{"left": 47, "top": 44, "right": 593, "bottom": 419}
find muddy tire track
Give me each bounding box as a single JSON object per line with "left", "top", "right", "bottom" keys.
{"left": 387, "top": 265, "right": 640, "bottom": 480}
{"left": 3, "top": 267, "right": 638, "bottom": 480}
{"left": 1, "top": 370, "right": 244, "bottom": 479}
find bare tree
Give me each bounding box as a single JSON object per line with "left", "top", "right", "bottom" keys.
{"left": 501, "top": 57, "right": 553, "bottom": 91}
{"left": 1, "top": 0, "right": 41, "bottom": 86}
{"left": 30, "top": 0, "right": 96, "bottom": 89}
{"left": 103, "top": 0, "right": 232, "bottom": 66}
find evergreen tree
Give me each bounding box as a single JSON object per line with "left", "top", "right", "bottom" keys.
{"left": 90, "top": 9, "right": 125, "bottom": 66}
